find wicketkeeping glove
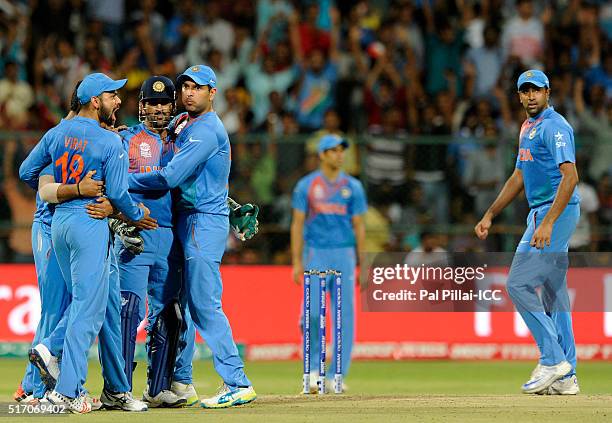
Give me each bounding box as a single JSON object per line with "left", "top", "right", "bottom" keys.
{"left": 228, "top": 197, "right": 260, "bottom": 241}
{"left": 109, "top": 218, "right": 144, "bottom": 255}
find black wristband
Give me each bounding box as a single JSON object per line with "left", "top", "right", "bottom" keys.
{"left": 76, "top": 181, "right": 81, "bottom": 197}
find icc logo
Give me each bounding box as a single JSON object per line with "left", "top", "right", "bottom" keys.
{"left": 140, "top": 142, "right": 152, "bottom": 158}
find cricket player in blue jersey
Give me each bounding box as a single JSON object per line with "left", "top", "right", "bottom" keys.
{"left": 127, "top": 65, "right": 256, "bottom": 408}
{"left": 291, "top": 134, "right": 367, "bottom": 391}
{"left": 19, "top": 82, "right": 149, "bottom": 412}
{"left": 475, "top": 70, "right": 580, "bottom": 395}
{"left": 115, "top": 75, "right": 197, "bottom": 408}
{"left": 19, "top": 72, "right": 151, "bottom": 413}
{"left": 14, "top": 165, "right": 103, "bottom": 403}
{"left": 15, "top": 84, "right": 148, "bottom": 412}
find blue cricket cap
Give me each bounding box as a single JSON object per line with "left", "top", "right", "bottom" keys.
{"left": 177, "top": 65, "right": 217, "bottom": 88}
{"left": 517, "top": 69, "right": 549, "bottom": 90}
{"left": 77, "top": 73, "right": 127, "bottom": 104}
{"left": 318, "top": 134, "right": 349, "bottom": 153}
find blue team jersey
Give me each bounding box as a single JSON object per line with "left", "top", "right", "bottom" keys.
{"left": 515, "top": 106, "right": 580, "bottom": 209}
{"left": 19, "top": 116, "right": 143, "bottom": 221}
{"left": 292, "top": 170, "right": 367, "bottom": 248}
{"left": 129, "top": 111, "right": 231, "bottom": 215}
{"left": 121, "top": 123, "right": 175, "bottom": 227}
{"left": 33, "top": 164, "right": 55, "bottom": 226}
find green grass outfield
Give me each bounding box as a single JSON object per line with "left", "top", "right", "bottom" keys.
{"left": 0, "top": 359, "right": 610, "bottom": 422}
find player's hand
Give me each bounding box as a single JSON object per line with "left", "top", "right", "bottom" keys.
{"left": 79, "top": 170, "right": 104, "bottom": 197}
{"left": 293, "top": 263, "right": 304, "bottom": 285}
{"left": 109, "top": 217, "right": 144, "bottom": 255}
{"left": 86, "top": 197, "right": 114, "bottom": 219}
{"left": 530, "top": 222, "right": 553, "bottom": 250}
{"left": 229, "top": 203, "right": 259, "bottom": 241}
{"left": 168, "top": 112, "right": 189, "bottom": 141}
{"left": 475, "top": 214, "right": 492, "bottom": 240}
{"left": 133, "top": 204, "right": 158, "bottom": 230}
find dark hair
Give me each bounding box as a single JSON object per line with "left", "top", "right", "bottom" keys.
{"left": 70, "top": 80, "right": 83, "bottom": 112}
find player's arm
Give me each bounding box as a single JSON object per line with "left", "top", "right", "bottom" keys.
{"left": 129, "top": 131, "right": 218, "bottom": 191}
{"left": 352, "top": 213, "right": 366, "bottom": 288}
{"left": 530, "top": 124, "right": 579, "bottom": 248}
{"left": 18, "top": 132, "right": 52, "bottom": 190}
{"left": 291, "top": 209, "right": 306, "bottom": 285}
{"left": 530, "top": 162, "right": 578, "bottom": 249}
{"left": 38, "top": 170, "right": 104, "bottom": 203}
{"left": 475, "top": 168, "right": 524, "bottom": 240}
{"left": 351, "top": 181, "right": 368, "bottom": 287}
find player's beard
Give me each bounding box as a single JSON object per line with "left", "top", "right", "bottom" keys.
{"left": 99, "top": 103, "right": 116, "bottom": 127}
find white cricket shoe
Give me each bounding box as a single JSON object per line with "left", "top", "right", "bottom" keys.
{"left": 142, "top": 386, "right": 186, "bottom": 408}
{"left": 171, "top": 381, "right": 199, "bottom": 406}
{"left": 101, "top": 389, "right": 148, "bottom": 411}
{"left": 46, "top": 390, "right": 92, "bottom": 414}
{"left": 522, "top": 360, "right": 572, "bottom": 394}
{"left": 28, "top": 344, "right": 60, "bottom": 390}
{"left": 201, "top": 384, "right": 257, "bottom": 408}
{"left": 547, "top": 375, "right": 580, "bottom": 395}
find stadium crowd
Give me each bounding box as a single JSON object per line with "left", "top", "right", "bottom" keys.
{"left": 0, "top": 0, "right": 610, "bottom": 262}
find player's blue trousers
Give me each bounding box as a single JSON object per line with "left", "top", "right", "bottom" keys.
{"left": 97, "top": 248, "right": 131, "bottom": 393}
{"left": 303, "top": 246, "right": 356, "bottom": 377}
{"left": 115, "top": 227, "right": 195, "bottom": 384}
{"left": 48, "top": 209, "right": 110, "bottom": 398}
{"left": 41, "top": 247, "right": 131, "bottom": 394}
{"left": 176, "top": 212, "right": 250, "bottom": 388}
{"left": 507, "top": 203, "right": 579, "bottom": 374}
{"left": 21, "top": 221, "right": 70, "bottom": 398}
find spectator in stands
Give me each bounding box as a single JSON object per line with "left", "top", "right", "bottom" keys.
{"left": 292, "top": 7, "right": 340, "bottom": 131}
{"left": 2, "top": 139, "right": 35, "bottom": 261}
{"left": 365, "top": 108, "right": 408, "bottom": 205}
{"left": 463, "top": 139, "right": 504, "bottom": 218}
{"left": 501, "top": 0, "right": 546, "bottom": 67}
{"left": 363, "top": 52, "right": 404, "bottom": 132}
{"left": 0, "top": 61, "right": 33, "bottom": 129}
{"left": 574, "top": 78, "right": 612, "bottom": 181}
{"left": 185, "top": 0, "right": 235, "bottom": 65}
{"left": 391, "top": 1, "right": 424, "bottom": 69}
{"left": 423, "top": 0, "right": 465, "bottom": 96}
{"left": 464, "top": 25, "right": 503, "bottom": 99}
{"left": 0, "top": 16, "right": 28, "bottom": 81}
{"left": 86, "top": 0, "right": 125, "bottom": 57}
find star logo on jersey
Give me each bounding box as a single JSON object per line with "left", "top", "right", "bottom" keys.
{"left": 554, "top": 131, "right": 566, "bottom": 148}
{"left": 140, "top": 142, "right": 152, "bottom": 158}
{"left": 341, "top": 187, "right": 352, "bottom": 198}
{"left": 152, "top": 81, "right": 165, "bottom": 92}
{"left": 528, "top": 127, "right": 537, "bottom": 139}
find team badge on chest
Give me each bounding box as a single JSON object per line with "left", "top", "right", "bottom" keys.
{"left": 341, "top": 187, "right": 351, "bottom": 199}
{"left": 528, "top": 127, "right": 537, "bottom": 140}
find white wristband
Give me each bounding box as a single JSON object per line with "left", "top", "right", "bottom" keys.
{"left": 38, "top": 182, "right": 61, "bottom": 203}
